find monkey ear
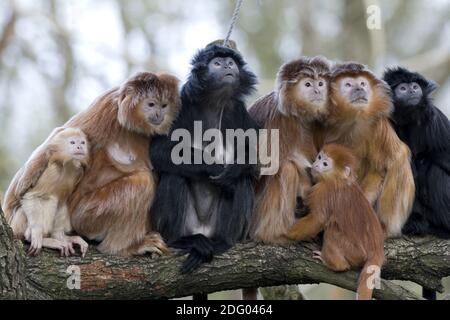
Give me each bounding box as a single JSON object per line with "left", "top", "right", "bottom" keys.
{"left": 425, "top": 79, "right": 439, "bottom": 95}
{"left": 344, "top": 166, "right": 351, "bottom": 178}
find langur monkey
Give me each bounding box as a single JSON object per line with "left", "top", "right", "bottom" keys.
{"left": 3, "top": 128, "right": 89, "bottom": 256}
{"left": 325, "top": 62, "right": 415, "bottom": 237}
{"left": 66, "top": 72, "right": 180, "bottom": 256}
{"left": 286, "top": 144, "right": 385, "bottom": 300}
{"left": 243, "top": 56, "right": 331, "bottom": 300}
{"left": 249, "top": 56, "right": 332, "bottom": 244}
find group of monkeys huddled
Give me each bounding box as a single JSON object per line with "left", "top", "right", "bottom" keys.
{"left": 2, "top": 41, "right": 449, "bottom": 300}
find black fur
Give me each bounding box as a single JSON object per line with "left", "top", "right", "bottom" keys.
{"left": 150, "top": 44, "right": 259, "bottom": 273}
{"left": 383, "top": 67, "right": 450, "bottom": 238}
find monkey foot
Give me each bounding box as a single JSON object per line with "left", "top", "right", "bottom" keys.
{"left": 312, "top": 250, "right": 324, "bottom": 263}
{"left": 135, "top": 232, "right": 170, "bottom": 257}
{"left": 28, "top": 237, "right": 43, "bottom": 256}
{"left": 67, "top": 236, "right": 89, "bottom": 258}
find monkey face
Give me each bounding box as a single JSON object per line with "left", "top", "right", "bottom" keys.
{"left": 66, "top": 134, "right": 88, "bottom": 160}
{"left": 338, "top": 76, "right": 372, "bottom": 108}
{"left": 139, "top": 95, "right": 171, "bottom": 126}
{"left": 311, "top": 151, "right": 333, "bottom": 179}
{"left": 297, "top": 77, "right": 328, "bottom": 109}
{"left": 207, "top": 57, "right": 240, "bottom": 87}
{"left": 394, "top": 82, "right": 423, "bottom": 107}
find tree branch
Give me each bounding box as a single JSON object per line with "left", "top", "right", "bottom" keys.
{"left": 1, "top": 208, "right": 449, "bottom": 300}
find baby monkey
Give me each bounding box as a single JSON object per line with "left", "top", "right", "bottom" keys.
{"left": 3, "top": 127, "right": 89, "bottom": 257}
{"left": 286, "top": 144, "right": 384, "bottom": 300}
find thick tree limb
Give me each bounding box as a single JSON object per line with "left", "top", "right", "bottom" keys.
{"left": 1, "top": 207, "right": 449, "bottom": 300}
{"left": 16, "top": 238, "right": 450, "bottom": 300}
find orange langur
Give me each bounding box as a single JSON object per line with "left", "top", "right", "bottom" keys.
{"left": 3, "top": 128, "right": 90, "bottom": 256}
{"left": 286, "top": 144, "right": 385, "bottom": 300}
{"left": 248, "top": 56, "right": 332, "bottom": 244}
{"left": 324, "top": 62, "right": 415, "bottom": 237}
{"left": 65, "top": 72, "right": 180, "bottom": 256}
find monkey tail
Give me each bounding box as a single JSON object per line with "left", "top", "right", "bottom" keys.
{"left": 356, "top": 255, "right": 384, "bottom": 300}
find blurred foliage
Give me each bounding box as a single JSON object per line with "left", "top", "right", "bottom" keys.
{"left": 0, "top": 0, "right": 449, "bottom": 299}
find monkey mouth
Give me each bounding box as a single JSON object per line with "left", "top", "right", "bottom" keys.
{"left": 407, "top": 97, "right": 421, "bottom": 104}
{"left": 150, "top": 118, "right": 164, "bottom": 125}
{"left": 72, "top": 153, "right": 85, "bottom": 158}
{"left": 352, "top": 97, "right": 368, "bottom": 104}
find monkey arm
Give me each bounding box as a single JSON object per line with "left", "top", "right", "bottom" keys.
{"left": 14, "top": 148, "right": 50, "bottom": 198}
{"left": 150, "top": 135, "right": 224, "bottom": 179}
{"left": 359, "top": 169, "right": 384, "bottom": 205}
{"left": 432, "top": 150, "right": 450, "bottom": 174}
{"left": 286, "top": 213, "right": 325, "bottom": 241}
{"left": 209, "top": 102, "right": 261, "bottom": 188}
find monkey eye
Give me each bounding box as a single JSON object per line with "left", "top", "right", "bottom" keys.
{"left": 318, "top": 81, "right": 324, "bottom": 87}
{"left": 148, "top": 102, "right": 155, "bottom": 107}
{"left": 162, "top": 104, "right": 168, "bottom": 109}
{"left": 318, "top": 154, "right": 322, "bottom": 160}
{"left": 214, "top": 61, "right": 221, "bottom": 66}
{"left": 400, "top": 86, "right": 407, "bottom": 91}
{"left": 81, "top": 141, "right": 86, "bottom": 145}
{"left": 345, "top": 83, "right": 352, "bottom": 87}
{"left": 305, "top": 82, "right": 312, "bottom": 87}
{"left": 70, "top": 141, "right": 75, "bottom": 145}
{"left": 323, "top": 162, "right": 328, "bottom": 167}
{"left": 413, "top": 85, "right": 419, "bottom": 90}
{"left": 228, "top": 61, "right": 234, "bottom": 66}
{"left": 360, "top": 82, "right": 366, "bottom": 87}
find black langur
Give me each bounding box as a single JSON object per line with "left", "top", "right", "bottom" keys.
{"left": 383, "top": 67, "right": 450, "bottom": 240}
{"left": 150, "top": 43, "right": 259, "bottom": 274}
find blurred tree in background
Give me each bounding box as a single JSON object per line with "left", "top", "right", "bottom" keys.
{"left": 0, "top": 0, "right": 449, "bottom": 299}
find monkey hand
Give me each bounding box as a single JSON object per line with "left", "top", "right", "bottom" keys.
{"left": 209, "top": 165, "right": 239, "bottom": 194}
{"left": 28, "top": 236, "right": 43, "bottom": 256}
{"left": 312, "top": 250, "right": 324, "bottom": 264}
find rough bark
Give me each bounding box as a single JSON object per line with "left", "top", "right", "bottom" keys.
{"left": 1, "top": 208, "right": 449, "bottom": 300}
{"left": 0, "top": 209, "right": 28, "bottom": 299}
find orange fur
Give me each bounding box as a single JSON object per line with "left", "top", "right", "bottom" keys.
{"left": 65, "top": 72, "right": 180, "bottom": 256}
{"left": 324, "top": 63, "right": 415, "bottom": 237}
{"left": 287, "top": 144, "right": 385, "bottom": 300}
{"left": 249, "top": 56, "right": 332, "bottom": 243}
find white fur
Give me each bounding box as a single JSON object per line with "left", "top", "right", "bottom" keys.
{"left": 107, "top": 143, "right": 136, "bottom": 165}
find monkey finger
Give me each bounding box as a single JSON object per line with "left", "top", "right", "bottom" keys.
{"left": 68, "top": 243, "right": 76, "bottom": 256}
{"left": 312, "top": 251, "right": 324, "bottom": 263}
{"left": 181, "top": 253, "right": 203, "bottom": 274}
{"left": 60, "top": 244, "right": 69, "bottom": 257}
{"left": 65, "top": 244, "right": 73, "bottom": 257}
{"left": 80, "top": 244, "right": 88, "bottom": 258}
{"left": 28, "top": 246, "right": 36, "bottom": 256}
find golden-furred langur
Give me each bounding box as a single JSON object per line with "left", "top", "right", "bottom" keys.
{"left": 286, "top": 144, "right": 385, "bottom": 300}
{"left": 248, "top": 56, "right": 332, "bottom": 244}
{"left": 325, "top": 62, "right": 415, "bottom": 238}
{"left": 3, "top": 127, "right": 90, "bottom": 256}
{"left": 65, "top": 72, "right": 180, "bottom": 256}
